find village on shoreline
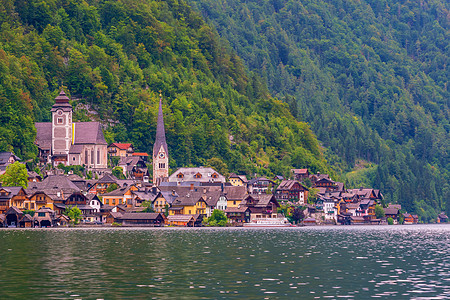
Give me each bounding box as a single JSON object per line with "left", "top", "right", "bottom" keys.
{"left": 0, "top": 91, "right": 448, "bottom": 228}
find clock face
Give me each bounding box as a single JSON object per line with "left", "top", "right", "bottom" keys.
{"left": 159, "top": 152, "right": 165, "bottom": 159}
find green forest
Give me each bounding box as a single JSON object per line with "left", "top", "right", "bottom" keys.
{"left": 187, "top": 0, "right": 449, "bottom": 220}
{"left": 0, "top": 0, "right": 448, "bottom": 220}
{"left": 0, "top": 0, "right": 329, "bottom": 180}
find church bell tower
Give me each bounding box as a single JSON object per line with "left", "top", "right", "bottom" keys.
{"left": 51, "top": 90, "right": 73, "bottom": 165}
{"left": 153, "top": 92, "right": 169, "bottom": 184}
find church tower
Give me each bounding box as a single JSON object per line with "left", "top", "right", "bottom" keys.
{"left": 51, "top": 90, "right": 73, "bottom": 165}
{"left": 153, "top": 93, "right": 169, "bottom": 184}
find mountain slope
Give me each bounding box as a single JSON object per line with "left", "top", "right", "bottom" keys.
{"left": 187, "top": 0, "right": 449, "bottom": 219}
{"left": 0, "top": 0, "right": 330, "bottom": 178}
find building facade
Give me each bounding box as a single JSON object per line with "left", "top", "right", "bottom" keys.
{"left": 153, "top": 95, "right": 169, "bottom": 185}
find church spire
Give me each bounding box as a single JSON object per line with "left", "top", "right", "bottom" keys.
{"left": 153, "top": 92, "right": 168, "bottom": 157}
{"left": 153, "top": 91, "right": 169, "bottom": 184}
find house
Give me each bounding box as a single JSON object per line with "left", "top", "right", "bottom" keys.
{"left": 107, "top": 143, "right": 134, "bottom": 157}
{"left": 33, "top": 207, "right": 55, "bottom": 227}
{"left": 19, "top": 214, "right": 33, "bottom": 228}
{"left": 107, "top": 212, "right": 166, "bottom": 226}
{"left": 314, "top": 177, "right": 338, "bottom": 192}
{"left": 229, "top": 174, "right": 248, "bottom": 186}
{"left": 101, "top": 185, "right": 138, "bottom": 207}
{"left": 438, "top": 213, "right": 448, "bottom": 223}
{"left": 247, "top": 177, "right": 275, "bottom": 194}
{"left": 167, "top": 214, "right": 195, "bottom": 227}
{"left": 202, "top": 191, "right": 222, "bottom": 218}
{"left": 0, "top": 152, "right": 20, "bottom": 175}
{"left": 0, "top": 186, "right": 27, "bottom": 213}
{"left": 27, "top": 171, "right": 42, "bottom": 182}
{"left": 168, "top": 192, "right": 208, "bottom": 216}
{"left": 169, "top": 167, "right": 226, "bottom": 184}
{"left": 4, "top": 206, "right": 23, "bottom": 227}
{"left": 302, "top": 217, "right": 317, "bottom": 225}
{"left": 274, "top": 180, "right": 309, "bottom": 205}
{"left": 291, "top": 169, "right": 309, "bottom": 181}
{"left": 118, "top": 156, "right": 149, "bottom": 180}
{"left": 89, "top": 174, "right": 119, "bottom": 195}
{"left": 403, "top": 213, "right": 415, "bottom": 224}
{"left": 223, "top": 185, "right": 247, "bottom": 208}
{"left": 384, "top": 207, "right": 400, "bottom": 222}
{"left": 151, "top": 191, "right": 170, "bottom": 214}
{"left": 35, "top": 90, "right": 108, "bottom": 169}
{"left": 322, "top": 197, "right": 337, "bottom": 222}
{"left": 240, "top": 194, "right": 280, "bottom": 220}
{"left": 225, "top": 206, "right": 251, "bottom": 224}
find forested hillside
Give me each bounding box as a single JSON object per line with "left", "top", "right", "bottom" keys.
{"left": 0, "top": 0, "right": 330, "bottom": 179}
{"left": 188, "top": 0, "right": 449, "bottom": 218}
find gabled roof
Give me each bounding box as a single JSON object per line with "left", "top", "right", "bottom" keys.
{"left": 291, "top": 168, "right": 308, "bottom": 175}
{"left": 5, "top": 206, "right": 23, "bottom": 215}
{"left": 229, "top": 173, "right": 248, "bottom": 183}
{"left": 73, "top": 122, "right": 107, "bottom": 145}
{"left": 169, "top": 167, "right": 226, "bottom": 183}
{"left": 276, "top": 180, "right": 308, "bottom": 191}
{"left": 384, "top": 208, "right": 399, "bottom": 215}
{"left": 248, "top": 177, "right": 275, "bottom": 185}
{"left": 34, "top": 122, "right": 52, "bottom": 150}
{"left": 167, "top": 215, "right": 195, "bottom": 222}
{"left": 96, "top": 174, "right": 118, "bottom": 184}
{"left": 27, "top": 175, "right": 81, "bottom": 200}
{"left": 0, "top": 152, "right": 20, "bottom": 165}
{"left": 108, "top": 143, "right": 132, "bottom": 150}
{"left": 222, "top": 185, "right": 247, "bottom": 200}
{"left": 171, "top": 192, "right": 207, "bottom": 206}
{"left": 241, "top": 194, "right": 279, "bottom": 208}
{"left": 0, "top": 186, "right": 25, "bottom": 199}
{"left": 102, "top": 186, "right": 133, "bottom": 197}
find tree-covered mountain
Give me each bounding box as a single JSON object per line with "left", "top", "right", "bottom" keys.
{"left": 187, "top": 0, "right": 449, "bottom": 219}
{"left": 0, "top": 0, "right": 330, "bottom": 178}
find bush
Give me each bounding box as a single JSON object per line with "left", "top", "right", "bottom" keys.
{"left": 387, "top": 217, "right": 394, "bottom": 225}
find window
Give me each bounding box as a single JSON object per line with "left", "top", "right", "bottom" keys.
{"left": 57, "top": 117, "right": 63, "bottom": 124}
{"left": 194, "top": 173, "right": 202, "bottom": 179}
{"left": 177, "top": 173, "right": 184, "bottom": 178}
{"left": 85, "top": 150, "right": 88, "bottom": 165}
{"left": 38, "top": 212, "right": 45, "bottom": 217}
{"left": 97, "top": 149, "right": 100, "bottom": 165}
{"left": 91, "top": 150, "right": 94, "bottom": 165}
{"left": 159, "top": 163, "right": 165, "bottom": 169}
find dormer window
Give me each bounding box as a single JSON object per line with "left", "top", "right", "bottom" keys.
{"left": 194, "top": 173, "right": 202, "bottom": 179}
{"left": 177, "top": 173, "right": 184, "bottom": 179}
{"left": 212, "top": 173, "right": 218, "bottom": 179}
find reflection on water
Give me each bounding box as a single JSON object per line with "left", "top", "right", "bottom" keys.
{"left": 1, "top": 225, "right": 450, "bottom": 299}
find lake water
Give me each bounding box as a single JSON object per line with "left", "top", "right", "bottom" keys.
{"left": 0, "top": 225, "right": 449, "bottom": 299}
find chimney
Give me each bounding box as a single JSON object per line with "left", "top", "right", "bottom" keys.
{"left": 190, "top": 183, "right": 194, "bottom": 191}
{"left": 203, "top": 188, "right": 207, "bottom": 194}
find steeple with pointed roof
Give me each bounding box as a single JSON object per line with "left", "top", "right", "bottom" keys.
{"left": 153, "top": 92, "right": 169, "bottom": 184}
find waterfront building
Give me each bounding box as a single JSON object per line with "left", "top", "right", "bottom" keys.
{"left": 247, "top": 177, "right": 275, "bottom": 194}
{"left": 0, "top": 152, "right": 20, "bottom": 175}
{"left": 240, "top": 194, "right": 280, "bottom": 220}
{"left": 274, "top": 180, "right": 309, "bottom": 205}
{"left": 0, "top": 186, "right": 27, "bottom": 213}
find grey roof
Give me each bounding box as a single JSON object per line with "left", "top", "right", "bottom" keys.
{"left": 169, "top": 167, "right": 226, "bottom": 183}
{"left": 248, "top": 177, "right": 275, "bottom": 185}
{"left": 35, "top": 122, "right": 52, "bottom": 150}
{"left": 160, "top": 191, "right": 178, "bottom": 204}
{"left": 222, "top": 185, "right": 247, "bottom": 200}
{"left": 276, "top": 180, "right": 308, "bottom": 191}
{"left": 26, "top": 175, "right": 81, "bottom": 200}
{"left": 167, "top": 215, "right": 195, "bottom": 222}
{"left": 73, "top": 122, "right": 107, "bottom": 145}
{"left": 0, "top": 186, "right": 25, "bottom": 200}
{"left": 153, "top": 97, "right": 168, "bottom": 157}
{"left": 69, "top": 144, "right": 83, "bottom": 154}
{"left": 96, "top": 174, "right": 118, "bottom": 184}
{"left": 384, "top": 208, "right": 399, "bottom": 215}
{"left": 229, "top": 173, "right": 248, "bottom": 183}
{"left": 241, "top": 194, "right": 279, "bottom": 208}
{"left": 172, "top": 192, "right": 207, "bottom": 206}
{"left": 133, "top": 190, "right": 159, "bottom": 202}
{"left": 0, "top": 152, "right": 20, "bottom": 165}
{"left": 113, "top": 212, "right": 163, "bottom": 221}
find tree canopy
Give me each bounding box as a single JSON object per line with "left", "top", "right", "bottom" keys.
{"left": 0, "top": 162, "right": 28, "bottom": 188}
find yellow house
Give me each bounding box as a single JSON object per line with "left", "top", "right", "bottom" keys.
{"left": 223, "top": 185, "right": 247, "bottom": 208}
{"left": 25, "top": 191, "right": 56, "bottom": 211}
{"left": 0, "top": 187, "right": 27, "bottom": 213}
{"left": 168, "top": 192, "right": 207, "bottom": 216}
{"left": 229, "top": 174, "right": 248, "bottom": 186}
{"left": 152, "top": 193, "right": 169, "bottom": 214}
{"left": 102, "top": 185, "right": 138, "bottom": 207}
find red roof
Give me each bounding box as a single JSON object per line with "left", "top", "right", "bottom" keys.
{"left": 109, "top": 143, "right": 132, "bottom": 150}
{"left": 132, "top": 152, "right": 148, "bottom": 156}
